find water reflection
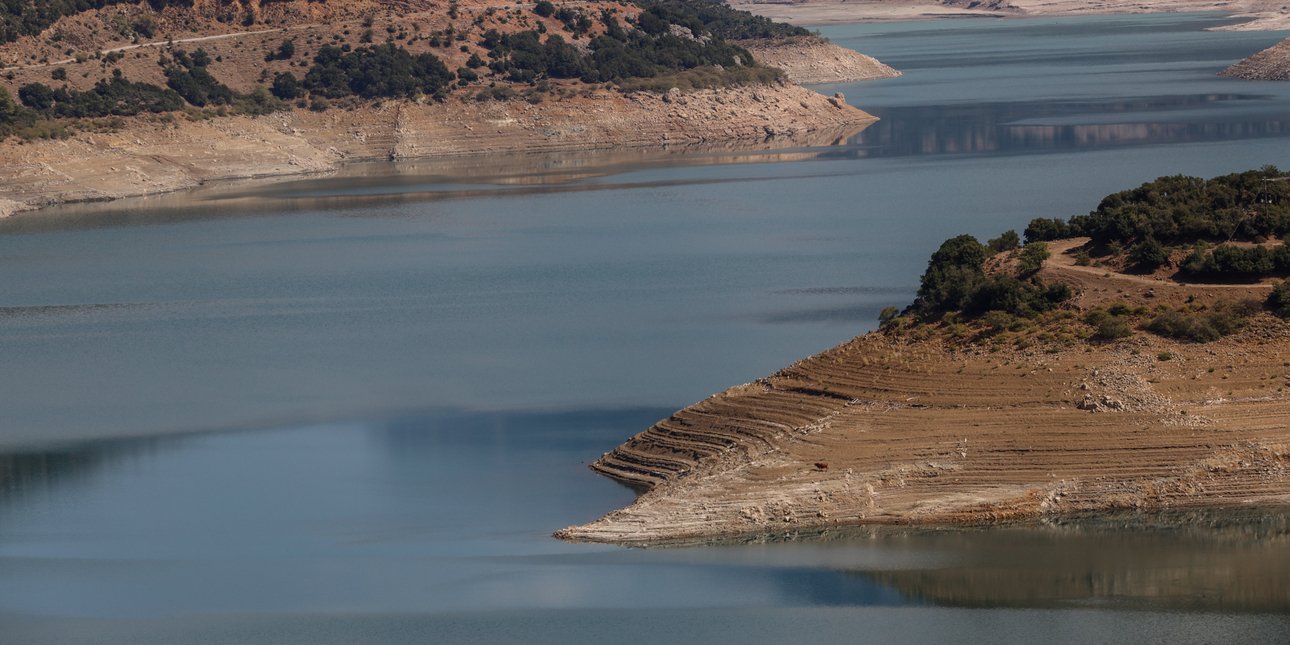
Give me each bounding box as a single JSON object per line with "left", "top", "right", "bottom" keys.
{"left": 674, "top": 510, "right": 1290, "bottom": 613}
{"left": 0, "top": 438, "right": 169, "bottom": 508}
{"left": 844, "top": 94, "right": 1290, "bottom": 158}
{"left": 0, "top": 125, "right": 868, "bottom": 234}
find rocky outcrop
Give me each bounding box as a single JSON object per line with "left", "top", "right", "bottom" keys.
{"left": 1222, "top": 36, "right": 1290, "bottom": 80}
{"left": 743, "top": 37, "right": 901, "bottom": 84}
{"left": 0, "top": 84, "right": 875, "bottom": 217}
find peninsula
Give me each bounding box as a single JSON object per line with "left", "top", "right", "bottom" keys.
{"left": 0, "top": 0, "right": 897, "bottom": 217}
{"left": 558, "top": 168, "right": 1290, "bottom": 544}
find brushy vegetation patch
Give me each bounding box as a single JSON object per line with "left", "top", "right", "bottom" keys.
{"left": 1267, "top": 281, "right": 1290, "bottom": 318}
{"left": 637, "top": 0, "right": 810, "bottom": 40}
{"left": 304, "top": 43, "right": 454, "bottom": 100}
{"left": 886, "top": 170, "right": 1290, "bottom": 349}
{"left": 1025, "top": 168, "right": 1290, "bottom": 246}
{"left": 0, "top": 1, "right": 193, "bottom": 44}
{"left": 1144, "top": 301, "right": 1257, "bottom": 343}
{"left": 1023, "top": 167, "right": 1290, "bottom": 282}
{"left": 479, "top": 4, "right": 774, "bottom": 87}
{"left": 912, "top": 235, "right": 1070, "bottom": 321}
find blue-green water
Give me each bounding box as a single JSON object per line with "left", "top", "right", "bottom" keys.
{"left": 2, "top": 13, "right": 1290, "bottom": 644}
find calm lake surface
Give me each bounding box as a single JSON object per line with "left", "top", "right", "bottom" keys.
{"left": 3, "top": 13, "right": 1290, "bottom": 643}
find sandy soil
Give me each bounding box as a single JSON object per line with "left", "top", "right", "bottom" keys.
{"left": 557, "top": 241, "right": 1290, "bottom": 544}
{"left": 730, "top": 0, "right": 1290, "bottom": 30}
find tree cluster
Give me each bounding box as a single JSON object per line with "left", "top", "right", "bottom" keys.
{"left": 303, "top": 43, "right": 453, "bottom": 100}
{"left": 164, "top": 48, "right": 234, "bottom": 107}
{"left": 913, "top": 235, "right": 1069, "bottom": 320}
{"left": 1024, "top": 168, "right": 1290, "bottom": 246}
{"left": 480, "top": 5, "right": 759, "bottom": 86}
{"left": 0, "top": 0, "right": 202, "bottom": 43}
{"left": 635, "top": 0, "right": 810, "bottom": 40}
{"left": 15, "top": 72, "right": 183, "bottom": 118}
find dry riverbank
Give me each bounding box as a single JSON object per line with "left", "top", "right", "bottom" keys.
{"left": 558, "top": 239, "right": 1290, "bottom": 544}
{"left": 0, "top": 83, "right": 874, "bottom": 217}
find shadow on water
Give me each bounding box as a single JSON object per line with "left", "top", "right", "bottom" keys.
{"left": 0, "top": 438, "right": 173, "bottom": 509}
{"left": 658, "top": 508, "right": 1290, "bottom": 613}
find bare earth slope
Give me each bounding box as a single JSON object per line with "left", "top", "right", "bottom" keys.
{"left": 558, "top": 242, "right": 1290, "bottom": 544}
{"left": 0, "top": 84, "right": 873, "bottom": 216}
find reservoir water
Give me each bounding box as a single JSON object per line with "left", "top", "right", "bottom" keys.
{"left": 3, "top": 13, "right": 1290, "bottom": 643}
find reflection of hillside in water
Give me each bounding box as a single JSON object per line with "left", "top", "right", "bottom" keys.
{"left": 849, "top": 510, "right": 1290, "bottom": 613}
{"left": 0, "top": 439, "right": 168, "bottom": 510}
{"left": 846, "top": 94, "right": 1290, "bottom": 158}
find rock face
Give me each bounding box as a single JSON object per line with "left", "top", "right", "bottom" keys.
{"left": 1222, "top": 37, "right": 1290, "bottom": 81}
{"left": 557, "top": 246, "right": 1290, "bottom": 545}
{"left": 742, "top": 37, "right": 902, "bottom": 85}
{"left": 0, "top": 84, "right": 876, "bottom": 217}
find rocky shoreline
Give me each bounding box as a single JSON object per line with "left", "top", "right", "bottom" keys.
{"left": 0, "top": 82, "right": 876, "bottom": 218}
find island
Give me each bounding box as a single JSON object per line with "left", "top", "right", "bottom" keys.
{"left": 558, "top": 167, "right": 1290, "bottom": 544}
{"left": 0, "top": 0, "right": 898, "bottom": 217}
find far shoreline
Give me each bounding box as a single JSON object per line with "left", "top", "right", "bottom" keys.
{"left": 729, "top": 2, "right": 1290, "bottom": 31}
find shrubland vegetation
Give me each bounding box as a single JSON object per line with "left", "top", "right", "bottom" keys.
{"left": 0, "top": 0, "right": 797, "bottom": 139}
{"left": 0, "top": 0, "right": 192, "bottom": 44}
{"left": 889, "top": 169, "right": 1290, "bottom": 346}
{"left": 1021, "top": 168, "right": 1290, "bottom": 281}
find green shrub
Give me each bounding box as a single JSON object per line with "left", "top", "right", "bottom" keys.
{"left": 270, "top": 72, "right": 302, "bottom": 100}
{"left": 1017, "top": 241, "right": 1050, "bottom": 275}
{"left": 1145, "top": 302, "right": 1253, "bottom": 343}
{"left": 1085, "top": 309, "right": 1132, "bottom": 341}
{"left": 878, "top": 306, "right": 900, "bottom": 326}
{"left": 915, "top": 235, "right": 988, "bottom": 315}
{"left": 1267, "top": 281, "right": 1290, "bottom": 318}
{"left": 1024, "top": 217, "right": 1070, "bottom": 243}
{"left": 305, "top": 44, "right": 452, "bottom": 100}
{"left": 1128, "top": 237, "right": 1169, "bottom": 271}
{"left": 987, "top": 230, "right": 1020, "bottom": 253}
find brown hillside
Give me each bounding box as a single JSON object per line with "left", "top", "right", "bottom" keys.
{"left": 558, "top": 241, "right": 1290, "bottom": 544}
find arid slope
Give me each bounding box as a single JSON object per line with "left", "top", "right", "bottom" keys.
{"left": 0, "top": 84, "right": 873, "bottom": 216}
{"left": 0, "top": 0, "right": 894, "bottom": 216}
{"left": 558, "top": 240, "right": 1290, "bottom": 544}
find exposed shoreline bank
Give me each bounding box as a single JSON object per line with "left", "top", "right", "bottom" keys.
{"left": 557, "top": 238, "right": 1290, "bottom": 545}
{"left": 0, "top": 82, "right": 876, "bottom": 219}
